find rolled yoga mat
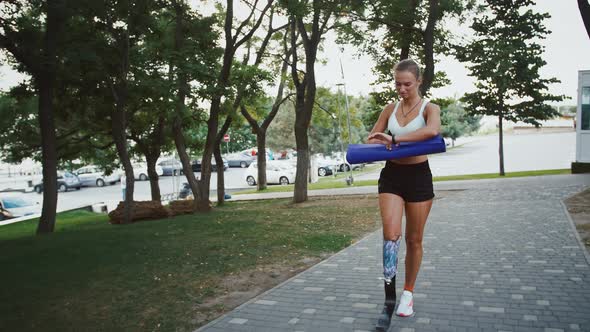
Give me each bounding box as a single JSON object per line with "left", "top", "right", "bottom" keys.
{"left": 346, "top": 135, "right": 446, "bottom": 164}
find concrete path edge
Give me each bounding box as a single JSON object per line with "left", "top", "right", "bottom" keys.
{"left": 560, "top": 199, "right": 590, "bottom": 265}
{"left": 193, "top": 229, "right": 380, "bottom": 332}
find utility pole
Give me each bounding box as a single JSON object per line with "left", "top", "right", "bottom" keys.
{"left": 337, "top": 58, "right": 354, "bottom": 185}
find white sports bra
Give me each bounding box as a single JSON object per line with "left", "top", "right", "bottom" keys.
{"left": 387, "top": 99, "right": 429, "bottom": 136}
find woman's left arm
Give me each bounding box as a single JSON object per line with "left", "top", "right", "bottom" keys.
{"left": 394, "top": 104, "right": 441, "bottom": 143}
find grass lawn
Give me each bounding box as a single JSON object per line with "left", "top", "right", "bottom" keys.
{"left": 234, "top": 168, "right": 571, "bottom": 195}
{"left": 0, "top": 195, "right": 380, "bottom": 332}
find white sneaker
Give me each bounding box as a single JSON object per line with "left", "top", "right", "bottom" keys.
{"left": 395, "top": 290, "right": 415, "bottom": 317}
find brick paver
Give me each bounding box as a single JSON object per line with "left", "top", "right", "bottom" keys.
{"left": 197, "top": 175, "right": 590, "bottom": 332}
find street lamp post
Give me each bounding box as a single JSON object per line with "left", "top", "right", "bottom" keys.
{"left": 337, "top": 58, "right": 354, "bottom": 185}
{"left": 315, "top": 101, "right": 345, "bottom": 177}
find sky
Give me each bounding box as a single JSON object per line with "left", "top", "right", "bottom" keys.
{"left": 1, "top": 0, "right": 589, "bottom": 106}
{"left": 316, "top": 0, "right": 590, "bottom": 105}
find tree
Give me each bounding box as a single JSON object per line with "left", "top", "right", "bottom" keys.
{"left": 312, "top": 87, "right": 367, "bottom": 155}
{"left": 240, "top": 18, "right": 291, "bottom": 191}
{"left": 172, "top": 0, "right": 272, "bottom": 211}
{"left": 169, "top": 0, "right": 222, "bottom": 212}
{"left": 579, "top": 0, "right": 590, "bottom": 40}
{"left": 211, "top": 7, "right": 285, "bottom": 201}
{"left": 282, "top": 0, "right": 347, "bottom": 203}
{"left": 456, "top": 0, "right": 565, "bottom": 175}
{"left": 437, "top": 99, "right": 481, "bottom": 146}
{"left": 0, "top": 0, "right": 67, "bottom": 233}
{"left": 340, "top": 0, "right": 473, "bottom": 103}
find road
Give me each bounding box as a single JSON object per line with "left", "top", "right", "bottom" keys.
{"left": 355, "top": 131, "right": 576, "bottom": 181}
{"left": 15, "top": 167, "right": 253, "bottom": 214}
{"left": 1, "top": 131, "right": 579, "bottom": 215}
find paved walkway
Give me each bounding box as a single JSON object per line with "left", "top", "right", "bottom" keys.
{"left": 198, "top": 174, "right": 590, "bottom": 332}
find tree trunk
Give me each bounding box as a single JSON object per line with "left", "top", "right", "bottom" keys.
{"left": 198, "top": 98, "right": 221, "bottom": 211}
{"left": 293, "top": 77, "right": 312, "bottom": 203}
{"left": 256, "top": 131, "right": 268, "bottom": 190}
{"left": 112, "top": 95, "right": 135, "bottom": 223}
{"left": 399, "top": 0, "right": 420, "bottom": 61}
{"left": 36, "top": 0, "right": 63, "bottom": 234}
{"left": 498, "top": 111, "right": 505, "bottom": 176}
{"left": 214, "top": 145, "right": 225, "bottom": 205}
{"left": 294, "top": 125, "right": 310, "bottom": 202}
{"left": 197, "top": 0, "right": 236, "bottom": 211}
{"left": 145, "top": 153, "right": 161, "bottom": 201}
{"left": 421, "top": 0, "right": 439, "bottom": 96}
{"left": 144, "top": 115, "right": 165, "bottom": 202}
{"left": 215, "top": 116, "right": 233, "bottom": 205}
{"left": 172, "top": 117, "right": 204, "bottom": 208}
{"left": 579, "top": 0, "right": 590, "bottom": 40}
{"left": 173, "top": 1, "right": 206, "bottom": 211}
{"left": 292, "top": 13, "right": 321, "bottom": 203}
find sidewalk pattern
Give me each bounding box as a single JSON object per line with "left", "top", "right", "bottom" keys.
{"left": 197, "top": 177, "right": 590, "bottom": 332}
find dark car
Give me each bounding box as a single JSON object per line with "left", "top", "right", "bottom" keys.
{"left": 158, "top": 159, "right": 183, "bottom": 176}
{"left": 178, "top": 182, "right": 230, "bottom": 200}
{"left": 191, "top": 158, "right": 228, "bottom": 172}
{"left": 33, "top": 171, "right": 82, "bottom": 194}
{"left": 179, "top": 182, "right": 191, "bottom": 199}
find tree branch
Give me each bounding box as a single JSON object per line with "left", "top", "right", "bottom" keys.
{"left": 0, "top": 32, "right": 39, "bottom": 76}
{"left": 341, "top": 10, "right": 423, "bottom": 34}
{"left": 579, "top": 0, "right": 590, "bottom": 40}
{"left": 235, "top": 0, "right": 274, "bottom": 50}
{"left": 240, "top": 104, "right": 261, "bottom": 132}
{"left": 233, "top": 0, "right": 259, "bottom": 44}
{"left": 290, "top": 18, "right": 301, "bottom": 88}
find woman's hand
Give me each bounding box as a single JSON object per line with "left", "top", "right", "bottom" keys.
{"left": 367, "top": 132, "right": 396, "bottom": 150}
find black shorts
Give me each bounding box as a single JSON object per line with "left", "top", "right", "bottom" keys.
{"left": 378, "top": 160, "right": 435, "bottom": 202}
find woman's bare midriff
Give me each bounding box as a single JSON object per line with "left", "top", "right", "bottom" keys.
{"left": 389, "top": 155, "right": 428, "bottom": 165}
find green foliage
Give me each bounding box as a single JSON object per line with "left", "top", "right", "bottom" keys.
{"left": 0, "top": 89, "right": 39, "bottom": 163}
{"left": 456, "top": 0, "right": 565, "bottom": 126}
{"left": 0, "top": 1, "right": 223, "bottom": 169}
{"left": 267, "top": 100, "right": 296, "bottom": 151}
{"left": 0, "top": 198, "right": 378, "bottom": 331}
{"left": 338, "top": 0, "right": 474, "bottom": 102}
{"left": 267, "top": 87, "right": 370, "bottom": 154}
{"left": 439, "top": 99, "right": 481, "bottom": 143}
{"left": 361, "top": 93, "right": 386, "bottom": 132}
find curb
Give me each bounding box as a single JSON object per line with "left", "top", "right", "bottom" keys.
{"left": 560, "top": 199, "right": 590, "bottom": 265}
{"left": 193, "top": 228, "right": 380, "bottom": 332}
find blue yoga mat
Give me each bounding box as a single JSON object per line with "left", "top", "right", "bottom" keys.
{"left": 346, "top": 135, "right": 446, "bottom": 164}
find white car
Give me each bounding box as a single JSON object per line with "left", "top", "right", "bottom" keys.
{"left": 245, "top": 161, "right": 296, "bottom": 186}
{"left": 132, "top": 163, "right": 164, "bottom": 181}
{"left": 74, "top": 166, "right": 121, "bottom": 187}
{"left": 0, "top": 194, "right": 41, "bottom": 220}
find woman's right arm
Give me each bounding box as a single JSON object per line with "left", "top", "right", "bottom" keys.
{"left": 366, "top": 103, "right": 394, "bottom": 144}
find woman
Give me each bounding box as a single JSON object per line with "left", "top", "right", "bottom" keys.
{"left": 368, "top": 59, "right": 441, "bottom": 331}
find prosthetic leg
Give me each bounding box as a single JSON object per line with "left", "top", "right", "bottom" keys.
{"left": 375, "top": 238, "right": 401, "bottom": 331}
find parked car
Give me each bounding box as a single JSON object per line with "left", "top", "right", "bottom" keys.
{"left": 317, "top": 159, "right": 335, "bottom": 177}
{"left": 74, "top": 166, "right": 121, "bottom": 187}
{"left": 158, "top": 159, "right": 183, "bottom": 176}
{"left": 178, "top": 183, "right": 230, "bottom": 200}
{"left": 331, "top": 152, "right": 363, "bottom": 172}
{"left": 245, "top": 161, "right": 296, "bottom": 186}
{"left": 226, "top": 152, "right": 255, "bottom": 168}
{"left": 33, "top": 171, "right": 82, "bottom": 194}
{"left": 179, "top": 182, "right": 191, "bottom": 199}
{"left": 132, "top": 163, "right": 164, "bottom": 181}
{"left": 241, "top": 147, "right": 275, "bottom": 160}
{"left": 0, "top": 194, "right": 41, "bottom": 220}
{"left": 191, "top": 158, "right": 228, "bottom": 172}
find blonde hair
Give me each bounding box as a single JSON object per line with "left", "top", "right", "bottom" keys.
{"left": 393, "top": 59, "right": 422, "bottom": 81}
